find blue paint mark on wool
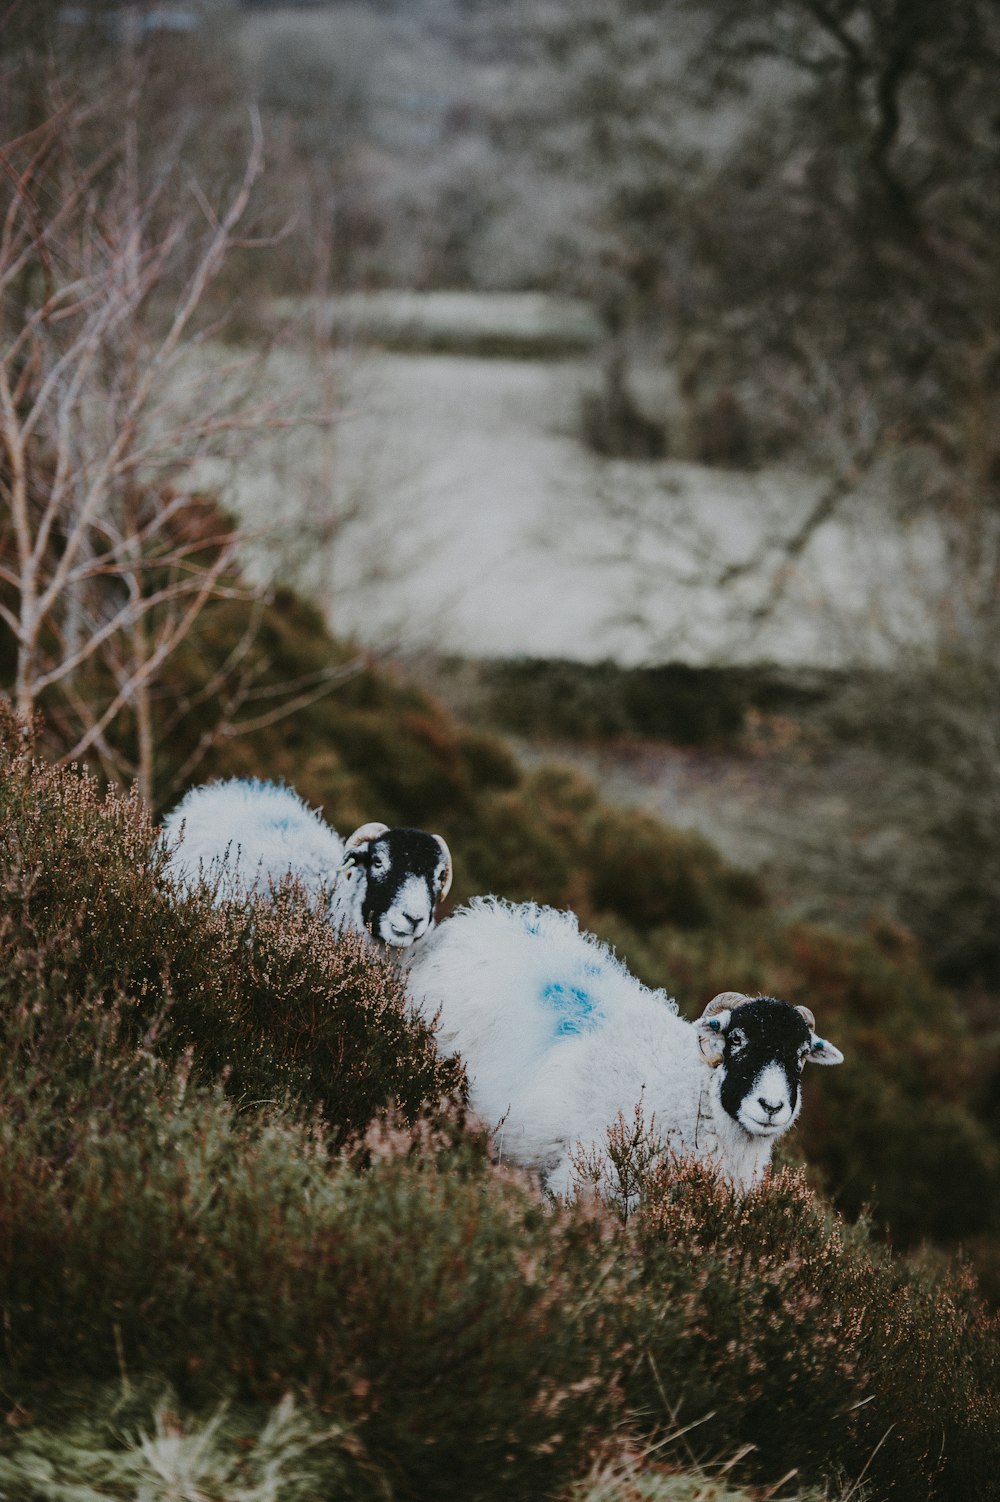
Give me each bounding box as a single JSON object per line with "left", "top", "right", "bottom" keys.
{"left": 541, "top": 981, "right": 601, "bottom": 1036}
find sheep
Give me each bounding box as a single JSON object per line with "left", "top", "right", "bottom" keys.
{"left": 162, "top": 778, "right": 452, "bottom": 949}
{"left": 407, "top": 898, "right": 843, "bottom": 1194}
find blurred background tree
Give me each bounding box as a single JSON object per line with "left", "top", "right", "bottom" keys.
{"left": 0, "top": 14, "right": 356, "bottom": 805}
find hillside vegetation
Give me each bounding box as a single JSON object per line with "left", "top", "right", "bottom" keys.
{"left": 144, "top": 588, "right": 1000, "bottom": 1270}
{"left": 1, "top": 705, "right": 999, "bottom": 1500}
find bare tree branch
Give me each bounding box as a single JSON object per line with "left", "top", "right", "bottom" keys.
{"left": 0, "top": 96, "right": 342, "bottom": 804}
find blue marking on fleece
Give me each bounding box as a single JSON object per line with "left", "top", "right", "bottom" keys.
{"left": 541, "top": 981, "right": 602, "bottom": 1037}
{"left": 225, "top": 779, "right": 301, "bottom": 829}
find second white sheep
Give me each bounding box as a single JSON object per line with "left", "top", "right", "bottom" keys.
{"left": 163, "top": 778, "right": 452, "bottom": 949}
{"left": 407, "top": 897, "right": 843, "bottom": 1193}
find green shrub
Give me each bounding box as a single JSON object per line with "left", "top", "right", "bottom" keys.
{"left": 476, "top": 657, "right": 836, "bottom": 747}
{"left": 586, "top": 809, "right": 765, "bottom": 931}
{"left": 0, "top": 725, "right": 620, "bottom": 1498}
{"left": 452, "top": 785, "right": 578, "bottom": 906}
{"left": 0, "top": 1387, "right": 367, "bottom": 1502}
{"left": 2, "top": 724, "right": 1000, "bottom": 1501}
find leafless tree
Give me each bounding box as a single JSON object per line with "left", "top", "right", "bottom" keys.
{"left": 0, "top": 93, "right": 347, "bottom": 805}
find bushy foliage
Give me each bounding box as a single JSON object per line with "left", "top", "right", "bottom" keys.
{"left": 628, "top": 1160, "right": 1000, "bottom": 1501}
{"left": 474, "top": 656, "right": 831, "bottom": 747}
{"left": 0, "top": 935, "right": 620, "bottom": 1500}
{"left": 816, "top": 660, "right": 1000, "bottom": 993}
{"left": 0, "top": 709, "right": 461, "bottom": 1144}
{"left": 1, "top": 736, "right": 999, "bottom": 1500}
{"left": 586, "top": 809, "right": 764, "bottom": 930}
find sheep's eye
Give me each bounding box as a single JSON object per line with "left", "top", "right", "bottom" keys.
{"left": 370, "top": 849, "right": 390, "bottom": 878}
{"left": 728, "top": 1028, "right": 747, "bottom": 1053}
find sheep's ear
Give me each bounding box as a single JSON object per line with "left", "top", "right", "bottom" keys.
{"left": 795, "top": 1004, "right": 843, "bottom": 1064}
{"left": 806, "top": 1035, "right": 844, "bottom": 1066}
{"left": 434, "top": 835, "right": 453, "bottom": 898}
{"left": 344, "top": 822, "right": 390, "bottom": 855}
{"left": 696, "top": 992, "right": 746, "bottom": 1067}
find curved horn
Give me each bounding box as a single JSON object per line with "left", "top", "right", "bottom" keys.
{"left": 697, "top": 993, "right": 751, "bottom": 1067}
{"left": 344, "top": 821, "right": 389, "bottom": 853}
{"left": 434, "top": 835, "right": 453, "bottom": 898}
{"left": 701, "top": 991, "right": 753, "bottom": 1018}
{"left": 795, "top": 1004, "right": 816, "bottom": 1032}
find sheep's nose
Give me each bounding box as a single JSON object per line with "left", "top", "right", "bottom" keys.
{"left": 401, "top": 911, "right": 425, "bottom": 931}
{"left": 758, "top": 1097, "right": 783, "bottom": 1117}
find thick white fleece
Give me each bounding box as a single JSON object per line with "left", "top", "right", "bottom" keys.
{"left": 407, "top": 898, "right": 775, "bottom": 1194}
{"left": 162, "top": 780, "right": 345, "bottom": 906}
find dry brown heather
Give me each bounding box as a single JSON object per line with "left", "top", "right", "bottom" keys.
{"left": 0, "top": 706, "right": 463, "bottom": 1142}
{"left": 0, "top": 711, "right": 999, "bottom": 1499}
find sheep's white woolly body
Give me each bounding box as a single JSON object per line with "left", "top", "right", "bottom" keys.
{"left": 162, "top": 780, "right": 345, "bottom": 902}
{"left": 408, "top": 898, "right": 841, "bottom": 1194}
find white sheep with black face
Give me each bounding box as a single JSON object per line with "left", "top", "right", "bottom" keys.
{"left": 162, "top": 779, "right": 452, "bottom": 950}
{"left": 407, "top": 898, "right": 843, "bottom": 1194}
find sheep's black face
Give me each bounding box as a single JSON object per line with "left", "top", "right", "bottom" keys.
{"left": 717, "top": 998, "right": 813, "bottom": 1138}
{"left": 358, "top": 829, "right": 451, "bottom": 947}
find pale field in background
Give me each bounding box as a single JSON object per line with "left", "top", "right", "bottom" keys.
{"left": 181, "top": 295, "right": 947, "bottom": 672}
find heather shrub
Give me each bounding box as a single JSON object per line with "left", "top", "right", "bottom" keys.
{"left": 455, "top": 784, "right": 578, "bottom": 906}
{"left": 0, "top": 1035, "right": 622, "bottom": 1501}
{"left": 627, "top": 1160, "right": 1000, "bottom": 1501}
{"left": 162, "top": 590, "right": 520, "bottom": 831}
{"left": 214, "top": 887, "right": 466, "bottom": 1140}
{"left": 2, "top": 720, "right": 999, "bottom": 1499}
{"left": 0, "top": 714, "right": 460, "bottom": 1143}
